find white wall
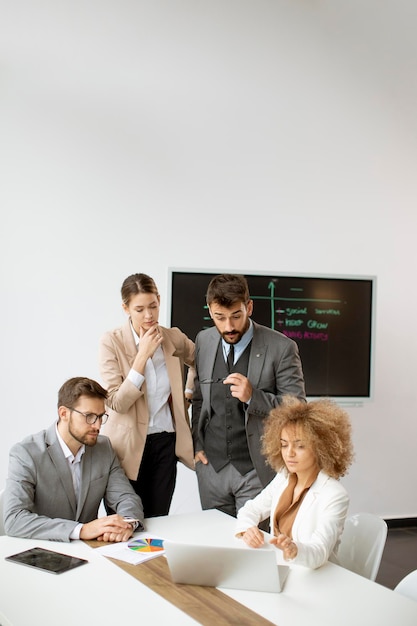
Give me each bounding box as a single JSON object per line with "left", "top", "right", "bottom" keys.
{"left": 1, "top": 0, "right": 416, "bottom": 519}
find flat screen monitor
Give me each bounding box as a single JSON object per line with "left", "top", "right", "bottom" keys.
{"left": 168, "top": 269, "right": 376, "bottom": 405}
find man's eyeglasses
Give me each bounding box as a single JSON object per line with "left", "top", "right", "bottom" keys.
{"left": 68, "top": 407, "right": 109, "bottom": 425}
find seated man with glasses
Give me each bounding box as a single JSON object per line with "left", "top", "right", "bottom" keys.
{"left": 3, "top": 377, "right": 144, "bottom": 542}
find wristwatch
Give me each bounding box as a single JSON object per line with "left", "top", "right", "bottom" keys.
{"left": 123, "top": 517, "right": 140, "bottom": 531}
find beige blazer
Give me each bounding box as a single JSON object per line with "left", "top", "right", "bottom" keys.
{"left": 99, "top": 319, "right": 195, "bottom": 480}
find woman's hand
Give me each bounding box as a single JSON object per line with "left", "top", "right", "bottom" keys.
{"left": 270, "top": 532, "right": 298, "bottom": 561}
{"left": 132, "top": 326, "right": 163, "bottom": 373}
{"left": 240, "top": 526, "right": 265, "bottom": 548}
{"left": 185, "top": 392, "right": 192, "bottom": 408}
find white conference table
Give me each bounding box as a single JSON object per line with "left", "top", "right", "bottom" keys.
{"left": 147, "top": 509, "right": 417, "bottom": 626}
{"left": 1, "top": 509, "right": 417, "bottom": 626}
{"left": 0, "top": 532, "right": 198, "bottom": 626}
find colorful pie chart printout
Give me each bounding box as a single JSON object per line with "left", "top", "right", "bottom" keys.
{"left": 128, "top": 537, "right": 164, "bottom": 553}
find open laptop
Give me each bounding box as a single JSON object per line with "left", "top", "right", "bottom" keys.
{"left": 163, "top": 540, "right": 289, "bottom": 593}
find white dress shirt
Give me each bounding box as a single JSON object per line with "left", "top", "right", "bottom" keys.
{"left": 127, "top": 324, "right": 175, "bottom": 434}
{"left": 56, "top": 424, "right": 85, "bottom": 540}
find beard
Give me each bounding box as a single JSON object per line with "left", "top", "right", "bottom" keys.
{"left": 222, "top": 331, "right": 242, "bottom": 344}
{"left": 68, "top": 421, "right": 99, "bottom": 448}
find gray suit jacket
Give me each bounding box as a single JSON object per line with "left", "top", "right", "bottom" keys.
{"left": 192, "top": 321, "right": 306, "bottom": 487}
{"left": 3, "top": 423, "right": 144, "bottom": 541}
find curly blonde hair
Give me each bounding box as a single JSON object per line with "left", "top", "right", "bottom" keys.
{"left": 261, "top": 396, "right": 354, "bottom": 479}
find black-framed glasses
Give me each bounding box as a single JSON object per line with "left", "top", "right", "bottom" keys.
{"left": 68, "top": 407, "right": 109, "bottom": 425}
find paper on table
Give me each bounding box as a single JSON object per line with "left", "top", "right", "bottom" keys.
{"left": 95, "top": 532, "right": 165, "bottom": 565}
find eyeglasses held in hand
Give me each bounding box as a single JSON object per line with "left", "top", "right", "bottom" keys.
{"left": 68, "top": 407, "right": 109, "bottom": 425}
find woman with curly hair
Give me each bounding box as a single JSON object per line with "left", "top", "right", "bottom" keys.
{"left": 235, "top": 395, "right": 354, "bottom": 569}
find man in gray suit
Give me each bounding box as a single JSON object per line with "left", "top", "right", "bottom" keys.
{"left": 4, "top": 377, "right": 144, "bottom": 542}
{"left": 192, "top": 274, "right": 306, "bottom": 517}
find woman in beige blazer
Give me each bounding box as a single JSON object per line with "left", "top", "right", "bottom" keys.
{"left": 99, "top": 273, "right": 195, "bottom": 518}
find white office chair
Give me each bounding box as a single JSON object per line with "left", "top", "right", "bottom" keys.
{"left": 0, "top": 489, "right": 4, "bottom": 535}
{"left": 394, "top": 569, "right": 417, "bottom": 602}
{"left": 337, "top": 512, "right": 388, "bottom": 581}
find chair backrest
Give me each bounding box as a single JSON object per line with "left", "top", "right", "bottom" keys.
{"left": 0, "top": 489, "right": 5, "bottom": 536}
{"left": 395, "top": 569, "right": 417, "bottom": 602}
{"left": 337, "top": 512, "right": 388, "bottom": 581}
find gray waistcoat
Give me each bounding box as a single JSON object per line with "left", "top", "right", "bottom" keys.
{"left": 203, "top": 341, "right": 253, "bottom": 475}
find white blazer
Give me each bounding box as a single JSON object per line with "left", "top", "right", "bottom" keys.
{"left": 235, "top": 469, "right": 349, "bottom": 569}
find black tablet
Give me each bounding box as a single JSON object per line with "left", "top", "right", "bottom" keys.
{"left": 5, "top": 546, "right": 88, "bottom": 574}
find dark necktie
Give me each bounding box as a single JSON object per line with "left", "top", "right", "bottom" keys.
{"left": 227, "top": 344, "right": 235, "bottom": 372}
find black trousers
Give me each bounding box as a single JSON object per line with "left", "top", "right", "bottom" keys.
{"left": 130, "top": 431, "right": 177, "bottom": 518}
